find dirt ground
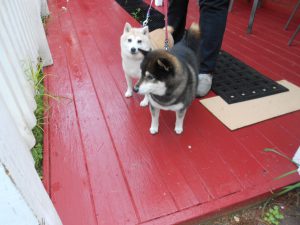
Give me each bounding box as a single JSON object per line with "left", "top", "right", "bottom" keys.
{"left": 199, "top": 188, "right": 300, "bottom": 225}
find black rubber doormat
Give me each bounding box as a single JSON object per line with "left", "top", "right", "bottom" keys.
{"left": 116, "top": 0, "right": 165, "bottom": 31}
{"left": 116, "top": 0, "right": 289, "bottom": 104}
{"left": 213, "top": 51, "right": 288, "bottom": 104}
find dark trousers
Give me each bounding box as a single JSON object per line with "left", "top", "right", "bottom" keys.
{"left": 168, "top": 0, "right": 229, "bottom": 73}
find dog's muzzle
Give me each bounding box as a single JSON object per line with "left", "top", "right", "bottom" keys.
{"left": 131, "top": 47, "right": 137, "bottom": 54}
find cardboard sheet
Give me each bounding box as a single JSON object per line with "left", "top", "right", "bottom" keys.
{"left": 200, "top": 80, "right": 300, "bottom": 130}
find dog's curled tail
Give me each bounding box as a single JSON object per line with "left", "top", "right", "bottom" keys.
{"left": 184, "top": 22, "right": 201, "bottom": 54}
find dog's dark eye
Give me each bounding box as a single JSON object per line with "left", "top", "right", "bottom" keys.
{"left": 128, "top": 38, "right": 132, "bottom": 42}
{"left": 147, "top": 74, "right": 154, "bottom": 80}
{"left": 137, "top": 40, "right": 142, "bottom": 44}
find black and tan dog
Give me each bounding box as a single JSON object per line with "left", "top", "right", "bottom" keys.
{"left": 134, "top": 23, "right": 200, "bottom": 134}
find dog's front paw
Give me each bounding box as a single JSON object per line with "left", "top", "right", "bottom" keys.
{"left": 140, "top": 97, "right": 149, "bottom": 107}
{"left": 149, "top": 127, "right": 158, "bottom": 134}
{"left": 125, "top": 89, "right": 133, "bottom": 98}
{"left": 174, "top": 127, "right": 183, "bottom": 134}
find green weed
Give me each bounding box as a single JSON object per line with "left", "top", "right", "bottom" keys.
{"left": 264, "top": 148, "right": 300, "bottom": 195}
{"left": 26, "top": 61, "right": 67, "bottom": 178}
{"left": 41, "top": 15, "right": 49, "bottom": 26}
{"left": 263, "top": 205, "right": 284, "bottom": 225}
{"left": 262, "top": 148, "right": 300, "bottom": 218}
{"left": 131, "top": 8, "right": 141, "bottom": 20}
{"left": 28, "top": 62, "right": 46, "bottom": 178}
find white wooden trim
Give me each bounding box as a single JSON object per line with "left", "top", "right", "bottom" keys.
{"left": 0, "top": 164, "right": 40, "bottom": 225}
{"left": 0, "top": 95, "right": 62, "bottom": 225}
{"left": 40, "top": 0, "right": 50, "bottom": 16}
{"left": 0, "top": 0, "right": 61, "bottom": 224}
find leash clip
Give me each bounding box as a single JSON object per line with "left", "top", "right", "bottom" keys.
{"left": 143, "top": 0, "right": 153, "bottom": 27}
{"left": 142, "top": 19, "right": 148, "bottom": 27}
{"left": 164, "top": 39, "right": 169, "bottom": 50}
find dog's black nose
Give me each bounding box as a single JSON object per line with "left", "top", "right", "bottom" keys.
{"left": 131, "top": 47, "right": 136, "bottom": 54}
{"left": 133, "top": 86, "right": 139, "bottom": 93}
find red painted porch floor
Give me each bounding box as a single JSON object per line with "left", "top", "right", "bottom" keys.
{"left": 43, "top": 0, "right": 300, "bottom": 224}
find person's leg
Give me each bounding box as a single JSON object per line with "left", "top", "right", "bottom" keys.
{"left": 168, "top": 0, "right": 189, "bottom": 43}
{"left": 199, "top": 0, "right": 229, "bottom": 73}
{"left": 197, "top": 0, "right": 229, "bottom": 97}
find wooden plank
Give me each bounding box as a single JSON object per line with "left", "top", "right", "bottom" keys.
{"left": 226, "top": 19, "right": 300, "bottom": 63}
{"left": 140, "top": 173, "right": 300, "bottom": 225}
{"left": 63, "top": 2, "right": 180, "bottom": 221}
{"left": 275, "top": 112, "right": 300, "bottom": 142}
{"left": 43, "top": 0, "right": 62, "bottom": 193}
{"left": 47, "top": 55, "right": 98, "bottom": 225}
{"left": 56, "top": 5, "right": 140, "bottom": 225}
{"left": 254, "top": 119, "right": 300, "bottom": 158}
{"left": 227, "top": 1, "right": 296, "bottom": 30}
{"left": 45, "top": 2, "right": 98, "bottom": 225}
{"left": 183, "top": 103, "right": 270, "bottom": 189}
{"left": 163, "top": 108, "right": 242, "bottom": 198}
{"left": 235, "top": 126, "right": 298, "bottom": 178}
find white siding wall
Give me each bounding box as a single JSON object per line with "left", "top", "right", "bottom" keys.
{"left": 0, "top": 164, "right": 39, "bottom": 225}
{"left": 0, "top": 0, "right": 62, "bottom": 224}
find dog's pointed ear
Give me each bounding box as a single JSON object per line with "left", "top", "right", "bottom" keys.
{"left": 138, "top": 48, "right": 150, "bottom": 56}
{"left": 124, "top": 22, "right": 132, "bottom": 33}
{"left": 157, "top": 58, "right": 172, "bottom": 72}
{"left": 141, "top": 26, "right": 149, "bottom": 35}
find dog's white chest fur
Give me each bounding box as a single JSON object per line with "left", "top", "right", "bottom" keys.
{"left": 148, "top": 95, "right": 184, "bottom": 111}
{"left": 121, "top": 56, "right": 142, "bottom": 79}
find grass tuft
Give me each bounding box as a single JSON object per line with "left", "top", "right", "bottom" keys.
{"left": 29, "top": 62, "right": 46, "bottom": 178}
{"left": 26, "top": 60, "right": 71, "bottom": 178}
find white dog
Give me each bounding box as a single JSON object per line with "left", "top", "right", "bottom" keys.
{"left": 120, "top": 22, "right": 174, "bottom": 107}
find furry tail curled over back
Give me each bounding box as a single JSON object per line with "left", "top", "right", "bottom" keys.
{"left": 183, "top": 23, "right": 201, "bottom": 54}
